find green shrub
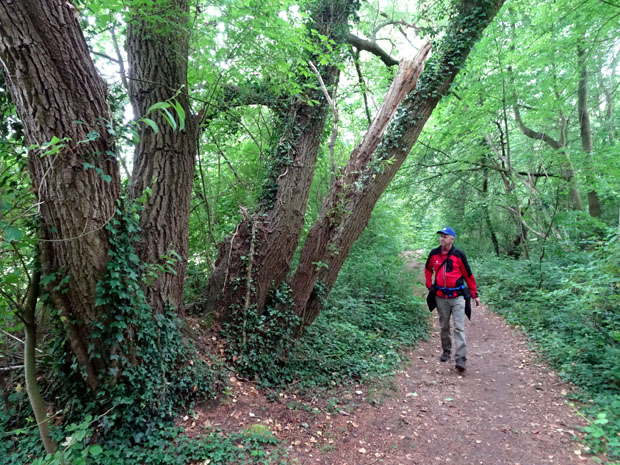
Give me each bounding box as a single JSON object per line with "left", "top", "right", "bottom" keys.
{"left": 222, "top": 283, "right": 303, "bottom": 383}
{"left": 284, "top": 291, "right": 428, "bottom": 388}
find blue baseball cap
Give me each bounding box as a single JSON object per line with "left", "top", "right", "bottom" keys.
{"left": 436, "top": 226, "right": 456, "bottom": 237}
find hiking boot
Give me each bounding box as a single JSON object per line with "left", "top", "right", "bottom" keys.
{"left": 440, "top": 350, "right": 451, "bottom": 362}
{"left": 455, "top": 361, "right": 466, "bottom": 373}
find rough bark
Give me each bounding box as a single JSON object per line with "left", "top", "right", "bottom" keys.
{"left": 290, "top": 0, "right": 506, "bottom": 326}
{"left": 0, "top": 0, "right": 121, "bottom": 390}
{"left": 577, "top": 46, "right": 601, "bottom": 218}
{"left": 127, "top": 0, "right": 200, "bottom": 313}
{"left": 288, "top": 45, "right": 431, "bottom": 325}
{"left": 204, "top": 0, "right": 359, "bottom": 323}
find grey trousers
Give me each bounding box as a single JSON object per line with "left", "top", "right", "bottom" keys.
{"left": 436, "top": 296, "right": 466, "bottom": 364}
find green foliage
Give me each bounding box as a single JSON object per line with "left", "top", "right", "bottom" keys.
{"left": 2, "top": 198, "right": 292, "bottom": 463}
{"left": 283, "top": 202, "right": 429, "bottom": 388}
{"left": 0, "top": 199, "right": 221, "bottom": 462}
{"left": 5, "top": 0, "right": 618, "bottom": 462}
{"left": 395, "top": 0, "right": 619, "bottom": 261}
{"left": 227, "top": 200, "right": 429, "bottom": 389}
{"left": 188, "top": 105, "right": 276, "bottom": 273}
{"left": 0, "top": 87, "right": 40, "bottom": 438}
{"left": 0, "top": 388, "right": 40, "bottom": 462}
{"left": 145, "top": 96, "right": 187, "bottom": 132}
{"left": 52, "top": 199, "right": 219, "bottom": 434}
{"left": 2, "top": 416, "right": 287, "bottom": 465}
{"left": 475, "top": 232, "right": 620, "bottom": 460}
{"left": 29, "top": 415, "right": 103, "bottom": 465}
{"left": 223, "top": 283, "right": 303, "bottom": 383}
{"left": 284, "top": 289, "right": 427, "bottom": 388}
{"left": 0, "top": 146, "right": 35, "bottom": 330}
{"left": 0, "top": 89, "right": 33, "bottom": 322}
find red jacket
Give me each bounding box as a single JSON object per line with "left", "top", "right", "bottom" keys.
{"left": 424, "top": 246, "right": 478, "bottom": 299}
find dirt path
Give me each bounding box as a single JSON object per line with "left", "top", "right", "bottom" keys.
{"left": 188, "top": 263, "right": 602, "bottom": 464}
{"left": 312, "top": 304, "right": 597, "bottom": 464}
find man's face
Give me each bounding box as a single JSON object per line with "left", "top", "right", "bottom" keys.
{"left": 439, "top": 233, "right": 454, "bottom": 249}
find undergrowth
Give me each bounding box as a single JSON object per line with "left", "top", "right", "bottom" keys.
{"left": 224, "top": 285, "right": 428, "bottom": 390}
{"left": 1, "top": 412, "right": 286, "bottom": 465}
{"left": 290, "top": 223, "right": 429, "bottom": 388}
{"left": 1, "top": 201, "right": 256, "bottom": 465}
{"left": 226, "top": 210, "right": 430, "bottom": 389}
{"left": 2, "top": 201, "right": 428, "bottom": 464}
{"left": 474, "top": 231, "right": 620, "bottom": 463}
{"left": 284, "top": 289, "right": 428, "bottom": 389}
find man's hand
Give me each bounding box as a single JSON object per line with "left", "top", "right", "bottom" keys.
{"left": 474, "top": 297, "right": 481, "bottom": 307}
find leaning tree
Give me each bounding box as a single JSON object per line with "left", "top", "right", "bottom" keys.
{"left": 204, "top": 0, "right": 506, "bottom": 340}
{"left": 0, "top": 0, "right": 507, "bottom": 393}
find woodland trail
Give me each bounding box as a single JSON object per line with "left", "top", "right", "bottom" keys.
{"left": 189, "top": 260, "right": 603, "bottom": 465}
{"left": 312, "top": 303, "right": 599, "bottom": 465}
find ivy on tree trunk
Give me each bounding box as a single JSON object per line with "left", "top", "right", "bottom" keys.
{"left": 0, "top": 0, "right": 121, "bottom": 390}
{"left": 204, "top": 0, "right": 361, "bottom": 324}
{"left": 208, "top": 0, "right": 507, "bottom": 345}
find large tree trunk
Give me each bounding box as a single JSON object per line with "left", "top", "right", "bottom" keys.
{"left": 127, "top": 0, "right": 199, "bottom": 313}
{"left": 204, "top": 0, "right": 359, "bottom": 323}
{"left": 0, "top": 0, "right": 121, "bottom": 390}
{"left": 577, "top": 46, "right": 601, "bottom": 218}
{"left": 290, "top": 0, "right": 506, "bottom": 326}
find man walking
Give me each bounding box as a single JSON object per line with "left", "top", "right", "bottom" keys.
{"left": 425, "top": 227, "right": 480, "bottom": 372}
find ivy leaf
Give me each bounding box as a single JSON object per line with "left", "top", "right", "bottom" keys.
{"left": 89, "top": 445, "right": 103, "bottom": 457}
{"left": 40, "top": 273, "right": 57, "bottom": 286}
{"left": 79, "top": 131, "right": 100, "bottom": 143}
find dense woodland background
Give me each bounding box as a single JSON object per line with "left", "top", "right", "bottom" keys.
{"left": 0, "top": 0, "right": 618, "bottom": 463}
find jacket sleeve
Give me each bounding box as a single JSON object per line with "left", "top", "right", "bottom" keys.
{"left": 424, "top": 254, "right": 434, "bottom": 289}
{"left": 458, "top": 253, "right": 478, "bottom": 298}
